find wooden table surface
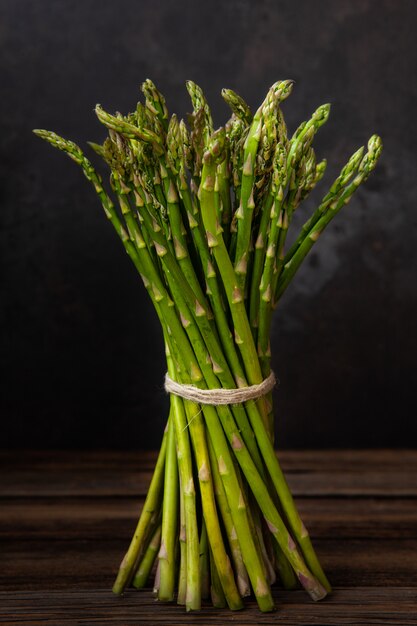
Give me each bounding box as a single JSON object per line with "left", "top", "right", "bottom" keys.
{"left": 1, "top": 450, "right": 416, "bottom": 625}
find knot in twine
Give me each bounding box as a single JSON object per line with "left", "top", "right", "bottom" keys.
{"left": 164, "top": 370, "right": 276, "bottom": 405}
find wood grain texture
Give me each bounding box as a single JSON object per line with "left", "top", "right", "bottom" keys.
{"left": 1, "top": 450, "right": 416, "bottom": 624}
{"left": 1, "top": 589, "right": 417, "bottom": 625}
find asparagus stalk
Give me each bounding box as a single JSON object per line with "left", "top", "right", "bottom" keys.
{"left": 141, "top": 79, "right": 169, "bottom": 132}
{"left": 166, "top": 351, "right": 201, "bottom": 610}
{"left": 275, "top": 135, "right": 383, "bottom": 302}
{"left": 234, "top": 81, "right": 293, "bottom": 293}
{"left": 222, "top": 88, "right": 253, "bottom": 125}
{"left": 177, "top": 475, "right": 187, "bottom": 605}
{"left": 132, "top": 523, "right": 162, "bottom": 589}
{"left": 112, "top": 428, "right": 167, "bottom": 594}
{"left": 157, "top": 412, "right": 179, "bottom": 601}
{"left": 207, "top": 433, "right": 251, "bottom": 597}
{"left": 209, "top": 545, "right": 227, "bottom": 608}
{"left": 199, "top": 520, "right": 210, "bottom": 600}
{"left": 282, "top": 146, "right": 365, "bottom": 269}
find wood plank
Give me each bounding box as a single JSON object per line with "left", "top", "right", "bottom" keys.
{"left": 0, "top": 449, "right": 160, "bottom": 469}
{"left": 1, "top": 470, "right": 414, "bottom": 498}
{"left": 1, "top": 497, "right": 416, "bottom": 540}
{"left": 2, "top": 449, "right": 417, "bottom": 471}
{"left": 0, "top": 449, "right": 414, "bottom": 499}
{"left": 0, "top": 468, "right": 154, "bottom": 498}
{"left": 1, "top": 588, "right": 416, "bottom": 625}
{"left": 2, "top": 458, "right": 416, "bottom": 498}
{"left": 1, "top": 538, "right": 416, "bottom": 590}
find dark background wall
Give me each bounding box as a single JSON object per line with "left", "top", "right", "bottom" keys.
{"left": 1, "top": 0, "right": 416, "bottom": 449}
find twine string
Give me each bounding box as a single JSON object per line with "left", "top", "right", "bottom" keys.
{"left": 164, "top": 371, "right": 276, "bottom": 405}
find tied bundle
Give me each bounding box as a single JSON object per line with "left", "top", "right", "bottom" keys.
{"left": 35, "top": 79, "right": 382, "bottom": 613}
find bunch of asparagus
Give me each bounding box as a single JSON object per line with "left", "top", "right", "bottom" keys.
{"left": 35, "top": 79, "right": 382, "bottom": 612}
